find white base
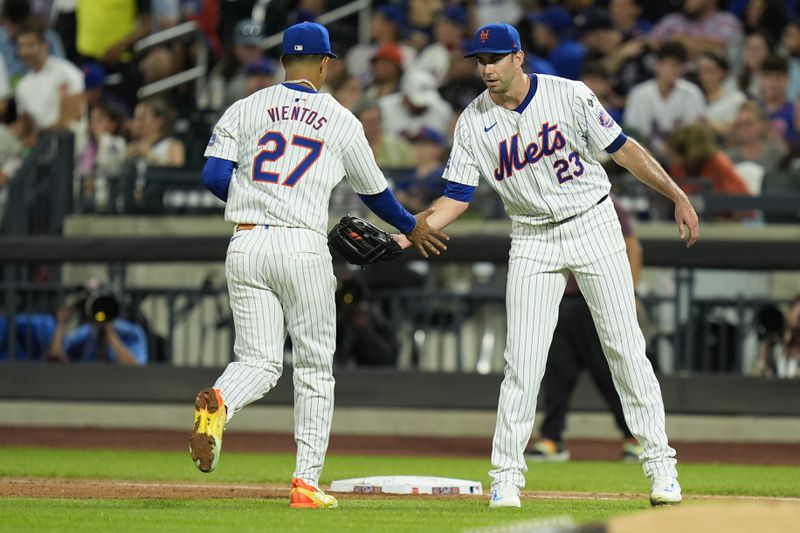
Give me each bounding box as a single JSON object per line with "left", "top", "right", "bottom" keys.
{"left": 329, "top": 475, "right": 483, "bottom": 496}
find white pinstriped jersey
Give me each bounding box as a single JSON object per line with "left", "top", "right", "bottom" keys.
{"left": 444, "top": 74, "right": 624, "bottom": 224}
{"left": 204, "top": 83, "right": 388, "bottom": 235}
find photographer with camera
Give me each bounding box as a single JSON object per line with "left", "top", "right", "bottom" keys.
{"left": 46, "top": 281, "right": 148, "bottom": 366}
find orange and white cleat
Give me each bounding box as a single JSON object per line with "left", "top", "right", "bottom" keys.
{"left": 289, "top": 478, "right": 339, "bottom": 509}
{"left": 189, "top": 388, "right": 226, "bottom": 473}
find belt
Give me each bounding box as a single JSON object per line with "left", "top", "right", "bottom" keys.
{"left": 235, "top": 224, "right": 270, "bottom": 231}
{"left": 555, "top": 194, "right": 608, "bottom": 225}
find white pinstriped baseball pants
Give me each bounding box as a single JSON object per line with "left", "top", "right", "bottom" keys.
{"left": 214, "top": 226, "right": 337, "bottom": 487}
{"left": 490, "top": 198, "right": 677, "bottom": 492}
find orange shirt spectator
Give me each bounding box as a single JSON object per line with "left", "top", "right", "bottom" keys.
{"left": 669, "top": 151, "right": 752, "bottom": 194}
{"left": 667, "top": 123, "right": 752, "bottom": 195}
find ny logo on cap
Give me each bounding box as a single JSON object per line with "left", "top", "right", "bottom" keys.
{"left": 294, "top": 44, "right": 303, "bottom": 51}
{"left": 480, "top": 29, "right": 490, "bottom": 42}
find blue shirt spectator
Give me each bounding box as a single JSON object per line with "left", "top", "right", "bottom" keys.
{"left": 760, "top": 55, "right": 797, "bottom": 144}
{"left": 63, "top": 319, "right": 148, "bottom": 365}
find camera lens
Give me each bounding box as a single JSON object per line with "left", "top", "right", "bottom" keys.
{"left": 85, "top": 291, "right": 120, "bottom": 323}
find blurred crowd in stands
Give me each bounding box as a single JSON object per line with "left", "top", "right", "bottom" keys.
{"left": 0, "top": 0, "right": 800, "bottom": 221}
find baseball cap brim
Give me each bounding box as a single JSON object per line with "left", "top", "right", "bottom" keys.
{"left": 464, "top": 48, "right": 517, "bottom": 58}
{"left": 283, "top": 50, "right": 337, "bottom": 58}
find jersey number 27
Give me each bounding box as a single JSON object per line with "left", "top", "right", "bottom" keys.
{"left": 252, "top": 130, "right": 323, "bottom": 187}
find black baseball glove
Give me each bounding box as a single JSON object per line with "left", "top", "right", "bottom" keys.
{"left": 328, "top": 215, "right": 402, "bottom": 265}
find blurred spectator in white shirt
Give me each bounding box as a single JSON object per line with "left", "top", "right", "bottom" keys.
{"left": 623, "top": 41, "right": 706, "bottom": 160}
{"left": 0, "top": 0, "right": 65, "bottom": 86}
{"left": 378, "top": 68, "right": 453, "bottom": 140}
{"left": 696, "top": 50, "right": 746, "bottom": 136}
{"left": 14, "top": 18, "right": 84, "bottom": 136}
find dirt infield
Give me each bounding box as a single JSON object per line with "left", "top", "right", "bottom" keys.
{"left": 3, "top": 478, "right": 800, "bottom": 503}
{"left": 4, "top": 427, "right": 800, "bottom": 465}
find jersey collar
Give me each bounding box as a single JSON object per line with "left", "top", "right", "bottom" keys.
{"left": 282, "top": 82, "right": 318, "bottom": 93}
{"left": 513, "top": 74, "right": 538, "bottom": 114}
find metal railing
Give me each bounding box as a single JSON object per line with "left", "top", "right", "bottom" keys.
{"left": 133, "top": 21, "right": 209, "bottom": 100}
{"left": 259, "top": 0, "right": 372, "bottom": 51}
{"left": 0, "top": 262, "right": 793, "bottom": 375}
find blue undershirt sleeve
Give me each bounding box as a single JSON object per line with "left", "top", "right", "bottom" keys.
{"left": 604, "top": 132, "right": 628, "bottom": 154}
{"left": 443, "top": 181, "right": 476, "bottom": 202}
{"left": 202, "top": 156, "right": 237, "bottom": 201}
{"left": 357, "top": 188, "right": 417, "bottom": 234}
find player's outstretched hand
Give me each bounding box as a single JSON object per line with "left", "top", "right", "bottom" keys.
{"left": 406, "top": 207, "right": 449, "bottom": 258}
{"left": 675, "top": 197, "right": 699, "bottom": 248}
{"left": 392, "top": 234, "right": 412, "bottom": 250}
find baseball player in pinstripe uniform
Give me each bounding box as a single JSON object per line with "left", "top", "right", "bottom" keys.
{"left": 412, "top": 23, "right": 699, "bottom": 508}
{"left": 190, "top": 22, "right": 446, "bottom": 509}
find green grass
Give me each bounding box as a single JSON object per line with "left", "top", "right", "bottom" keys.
{"left": 3, "top": 447, "right": 799, "bottom": 497}
{"left": 2, "top": 447, "right": 799, "bottom": 532}
{"left": 0, "top": 497, "right": 647, "bottom": 533}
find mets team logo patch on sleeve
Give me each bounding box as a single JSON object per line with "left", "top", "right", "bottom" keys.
{"left": 597, "top": 108, "right": 615, "bottom": 128}
{"left": 207, "top": 132, "right": 217, "bottom": 147}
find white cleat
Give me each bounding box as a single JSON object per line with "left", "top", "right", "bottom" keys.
{"left": 489, "top": 488, "right": 521, "bottom": 508}
{"left": 650, "top": 477, "right": 682, "bottom": 506}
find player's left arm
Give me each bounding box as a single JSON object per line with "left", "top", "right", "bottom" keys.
{"left": 202, "top": 100, "right": 242, "bottom": 201}
{"left": 202, "top": 157, "right": 236, "bottom": 201}
{"left": 610, "top": 137, "right": 700, "bottom": 247}
{"left": 342, "top": 119, "right": 449, "bottom": 257}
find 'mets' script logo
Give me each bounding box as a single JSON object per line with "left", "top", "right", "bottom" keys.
{"left": 493, "top": 122, "right": 566, "bottom": 181}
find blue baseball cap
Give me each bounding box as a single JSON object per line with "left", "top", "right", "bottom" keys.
{"left": 282, "top": 22, "right": 337, "bottom": 58}
{"left": 464, "top": 23, "right": 521, "bottom": 58}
